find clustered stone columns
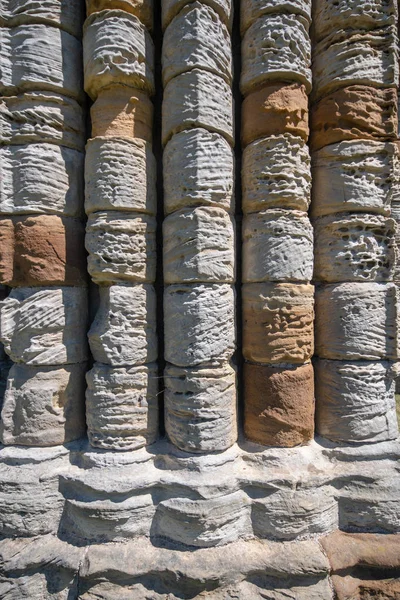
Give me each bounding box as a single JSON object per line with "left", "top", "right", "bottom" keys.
{"left": 311, "top": 0, "right": 400, "bottom": 444}
{"left": 162, "top": 0, "right": 237, "bottom": 452}
{"left": 83, "top": 0, "right": 158, "bottom": 450}
{"left": 240, "top": 0, "right": 315, "bottom": 446}
{"left": 0, "top": 1, "right": 88, "bottom": 445}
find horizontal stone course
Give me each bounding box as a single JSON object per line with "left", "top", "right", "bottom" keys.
{"left": 0, "top": 0, "right": 85, "bottom": 36}
{"left": 240, "top": 0, "right": 311, "bottom": 34}
{"left": 86, "top": 0, "right": 153, "bottom": 31}
{"left": 162, "top": 0, "right": 232, "bottom": 31}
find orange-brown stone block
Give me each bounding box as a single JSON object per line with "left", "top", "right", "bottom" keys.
{"left": 91, "top": 86, "right": 153, "bottom": 143}
{"left": 0, "top": 215, "right": 86, "bottom": 287}
{"left": 86, "top": 0, "right": 153, "bottom": 31}
{"left": 310, "top": 85, "right": 398, "bottom": 152}
{"left": 244, "top": 362, "right": 314, "bottom": 447}
{"left": 241, "top": 83, "right": 309, "bottom": 147}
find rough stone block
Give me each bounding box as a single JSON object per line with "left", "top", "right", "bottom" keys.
{"left": 163, "top": 206, "right": 235, "bottom": 284}
{"left": 315, "top": 359, "right": 398, "bottom": 443}
{"left": 0, "top": 215, "right": 87, "bottom": 287}
{"left": 0, "top": 287, "right": 88, "bottom": 365}
{"left": 0, "top": 144, "right": 84, "bottom": 216}
{"left": 86, "top": 362, "right": 158, "bottom": 450}
{"left": 0, "top": 25, "right": 83, "bottom": 100}
{"left": 312, "top": 26, "right": 398, "bottom": 101}
{"left": 311, "top": 140, "right": 399, "bottom": 217}
{"left": 241, "top": 14, "right": 311, "bottom": 96}
{"left": 0, "top": 0, "right": 85, "bottom": 37}
{"left": 86, "top": 211, "right": 156, "bottom": 284}
{"left": 315, "top": 282, "right": 398, "bottom": 360}
{"left": 244, "top": 362, "right": 315, "bottom": 447}
{"left": 162, "top": 3, "right": 232, "bottom": 86}
{"left": 164, "top": 362, "right": 237, "bottom": 452}
{"left": 164, "top": 283, "right": 235, "bottom": 366}
{"left": 85, "top": 137, "right": 156, "bottom": 215}
{"left": 0, "top": 92, "right": 85, "bottom": 150}
{"left": 0, "top": 363, "right": 87, "bottom": 446}
{"left": 163, "top": 128, "right": 234, "bottom": 214}
{"left": 242, "top": 134, "right": 311, "bottom": 213}
{"left": 243, "top": 283, "right": 314, "bottom": 364}
{"left": 242, "top": 83, "right": 309, "bottom": 146}
{"left": 314, "top": 214, "right": 396, "bottom": 283}
{"left": 242, "top": 210, "right": 313, "bottom": 283}
{"left": 310, "top": 85, "right": 398, "bottom": 152}
{"left": 241, "top": 0, "right": 311, "bottom": 34}
{"left": 0, "top": 359, "right": 10, "bottom": 408}
{"left": 83, "top": 10, "right": 154, "bottom": 100}
{"left": 162, "top": 0, "right": 232, "bottom": 31}
{"left": 86, "top": 0, "right": 153, "bottom": 31}
{"left": 88, "top": 284, "right": 157, "bottom": 366}
{"left": 90, "top": 85, "right": 153, "bottom": 143}
{"left": 162, "top": 69, "right": 233, "bottom": 146}
{"left": 392, "top": 200, "right": 400, "bottom": 281}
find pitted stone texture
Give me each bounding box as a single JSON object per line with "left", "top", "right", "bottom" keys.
{"left": 162, "top": 69, "right": 233, "bottom": 146}
{"left": 243, "top": 283, "right": 314, "bottom": 364}
{"left": 86, "top": 0, "right": 153, "bottom": 31}
{"left": 315, "top": 282, "right": 398, "bottom": 360}
{"left": 310, "top": 85, "right": 398, "bottom": 152}
{"left": 392, "top": 201, "right": 400, "bottom": 281}
{"left": 0, "top": 215, "right": 87, "bottom": 287}
{"left": 241, "top": 14, "right": 311, "bottom": 96}
{"left": 83, "top": 10, "right": 154, "bottom": 100}
{"left": 244, "top": 362, "right": 315, "bottom": 447}
{"left": 162, "top": 0, "right": 232, "bottom": 31}
{"left": 312, "top": 26, "right": 398, "bottom": 101}
{"left": 0, "top": 363, "right": 86, "bottom": 446}
{"left": 0, "top": 25, "right": 83, "bottom": 100}
{"left": 88, "top": 284, "right": 157, "bottom": 366}
{"left": 163, "top": 3, "right": 232, "bottom": 86}
{"left": 164, "top": 283, "right": 235, "bottom": 366}
{"left": 0, "top": 0, "right": 84, "bottom": 37}
{"left": 241, "top": 0, "right": 311, "bottom": 34}
{"left": 314, "top": 214, "right": 396, "bottom": 283}
{"left": 311, "top": 140, "right": 399, "bottom": 217}
{"left": 86, "top": 362, "right": 158, "bottom": 450}
{"left": 242, "top": 134, "right": 311, "bottom": 213}
{"left": 313, "top": 0, "right": 398, "bottom": 43}
{"left": 164, "top": 362, "right": 237, "bottom": 453}
{"left": 242, "top": 83, "right": 309, "bottom": 146}
{"left": 0, "top": 144, "right": 84, "bottom": 216}
{"left": 242, "top": 210, "right": 313, "bottom": 283}
{"left": 315, "top": 359, "right": 398, "bottom": 443}
{"left": 0, "top": 92, "right": 85, "bottom": 150}
{"left": 85, "top": 137, "right": 156, "bottom": 215}
{"left": 91, "top": 86, "right": 153, "bottom": 143}
{"left": 0, "top": 287, "right": 88, "bottom": 365}
{"left": 86, "top": 212, "right": 156, "bottom": 284}
{"left": 163, "top": 207, "right": 235, "bottom": 284}
{"left": 163, "top": 128, "right": 234, "bottom": 215}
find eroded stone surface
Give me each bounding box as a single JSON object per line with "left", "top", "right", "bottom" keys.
{"left": 242, "top": 210, "right": 313, "bottom": 283}
{"left": 242, "top": 134, "right": 311, "bottom": 213}
{"left": 162, "top": 0, "right": 232, "bottom": 31}
{"left": 0, "top": 363, "right": 86, "bottom": 446}
{"left": 163, "top": 128, "right": 234, "bottom": 214}
{"left": 0, "top": 287, "right": 88, "bottom": 365}
{"left": 164, "top": 283, "right": 235, "bottom": 366}
{"left": 86, "top": 0, "right": 153, "bottom": 31}
{"left": 315, "top": 359, "right": 398, "bottom": 443}
{"left": 241, "top": 0, "right": 311, "bottom": 34}
{"left": 164, "top": 362, "right": 237, "bottom": 452}
{"left": 243, "top": 283, "right": 314, "bottom": 364}
{"left": 392, "top": 200, "right": 400, "bottom": 281}
{"left": 83, "top": 10, "right": 154, "bottom": 100}
{"left": 86, "top": 362, "right": 158, "bottom": 450}
{"left": 88, "top": 284, "right": 157, "bottom": 366}
{"left": 163, "top": 206, "right": 235, "bottom": 283}
{"left": 241, "top": 14, "right": 311, "bottom": 96}
{"left": 86, "top": 211, "right": 156, "bottom": 284}
{"left": 0, "top": 0, "right": 85, "bottom": 37}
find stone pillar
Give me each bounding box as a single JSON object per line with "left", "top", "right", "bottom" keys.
{"left": 83, "top": 0, "right": 158, "bottom": 450}
{"left": 162, "top": 0, "right": 237, "bottom": 452}
{"left": 311, "top": 0, "right": 400, "bottom": 443}
{"left": 241, "top": 0, "right": 315, "bottom": 446}
{"left": 0, "top": 2, "right": 88, "bottom": 446}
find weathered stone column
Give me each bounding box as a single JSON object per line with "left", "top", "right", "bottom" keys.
{"left": 311, "top": 0, "right": 400, "bottom": 443}
{"left": 0, "top": 2, "right": 88, "bottom": 446}
{"left": 241, "top": 0, "right": 315, "bottom": 446}
{"left": 83, "top": 0, "right": 158, "bottom": 450}
{"left": 162, "top": 0, "right": 237, "bottom": 452}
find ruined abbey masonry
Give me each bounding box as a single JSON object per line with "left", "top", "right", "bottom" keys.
{"left": 0, "top": 0, "right": 399, "bottom": 598}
